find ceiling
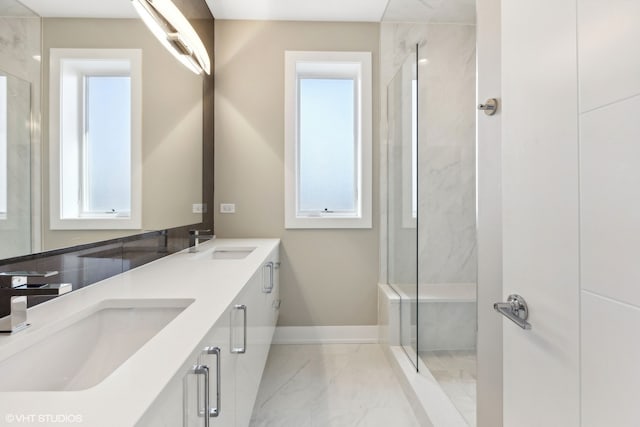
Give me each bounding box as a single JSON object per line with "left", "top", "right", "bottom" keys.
{"left": 14, "top": 0, "right": 475, "bottom": 23}
{"left": 206, "top": 0, "right": 389, "bottom": 22}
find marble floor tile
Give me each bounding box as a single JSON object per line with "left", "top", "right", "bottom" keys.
{"left": 250, "top": 344, "right": 420, "bottom": 427}
{"left": 421, "top": 350, "right": 477, "bottom": 426}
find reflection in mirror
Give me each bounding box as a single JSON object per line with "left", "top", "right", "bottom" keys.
{"left": 0, "top": 0, "right": 214, "bottom": 260}
{"left": 49, "top": 48, "right": 143, "bottom": 231}
{"left": 0, "top": 75, "right": 6, "bottom": 219}
{"left": 0, "top": 71, "right": 31, "bottom": 259}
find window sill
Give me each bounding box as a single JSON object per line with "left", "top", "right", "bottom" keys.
{"left": 285, "top": 215, "right": 372, "bottom": 229}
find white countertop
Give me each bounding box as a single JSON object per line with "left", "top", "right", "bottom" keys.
{"left": 0, "top": 238, "right": 280, "bottom": 427}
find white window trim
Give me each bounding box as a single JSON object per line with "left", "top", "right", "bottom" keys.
{"left": 284, "top": 51, "right": 372, "bottom": 229}
{"left": 49, "top": 48, "right": 142, "bottom": 230}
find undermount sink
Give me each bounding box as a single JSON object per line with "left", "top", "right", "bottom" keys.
{"left": 0, "top": 298, "right": 193, "bottom": 392}
{"left": 211, "top": 246, "right": 256, "bottom": 260}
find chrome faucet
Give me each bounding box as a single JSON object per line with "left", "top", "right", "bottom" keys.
{"left": 0, "top": 271, "right": 72, "bottom": 334}
{"left": 189, "top": 229, "right": 215, "bottom": 253}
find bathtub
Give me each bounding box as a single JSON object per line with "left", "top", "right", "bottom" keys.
{"left": 379, "top": 282, "right": 477, "bottom": 351}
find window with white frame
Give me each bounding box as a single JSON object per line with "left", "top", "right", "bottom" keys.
{"left": 284, "top": 51, "right": 372, "bottom": 229}
{"left": 49, "top": 49, "right": 142, "bottom": 230}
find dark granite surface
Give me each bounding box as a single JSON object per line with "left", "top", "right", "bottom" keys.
{"left": 0, "top": 225, "right": 205, "bottom": 307}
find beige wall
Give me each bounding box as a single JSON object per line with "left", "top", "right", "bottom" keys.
{"left": 214, "top": 20, "right": 380, "bottom": 327}
{"left": 42, "top": 18, "right": 207, "bottom": 250}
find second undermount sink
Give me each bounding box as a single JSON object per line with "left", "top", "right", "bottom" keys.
{"left": 211, "top": 246, "right": 256, "bottom": 260}
{"left": 0, "top": 298, "right": 193, "bottom": 392}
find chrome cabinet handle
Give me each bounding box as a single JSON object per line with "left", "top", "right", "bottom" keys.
{"left": 202, "top": 346, "right": 221, "bottom": 417}
{"left": 262, "top": 262, "right": 274, "bottom": 293}
{"left": 231, "top": 305, "right": 247, "bottom": 354}
{"left": 190, "top": 364, "right": 210, "bottom": 427}
{"left": 494, "top": 294, "right": 532, "bottom": 330}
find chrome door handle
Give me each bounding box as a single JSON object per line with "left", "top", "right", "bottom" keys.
{"left": 231, "top": 305, "right": 247, "bottom": 354}
{"left": 494, "top": 294, "right": 531, "bottom": 330}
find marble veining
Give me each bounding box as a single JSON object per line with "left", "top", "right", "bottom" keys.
{"left": 250, "top": 344, "right": 421, "bottom": 427}
{"left": 418, "top": 24, "right": 476, "bottom": 285}
{"left": 382, "top": 23, "right": 477, "bottom": 286}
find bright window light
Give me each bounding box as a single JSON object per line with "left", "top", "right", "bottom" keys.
{"left": 84, "top": 76, "right": 131, "bottom": 215}
{"left": 298, "top": 78, "right": 356, "bottom": 214}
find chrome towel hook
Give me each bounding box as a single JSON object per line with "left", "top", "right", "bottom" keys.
{"left": 478, "top": 98, "right": 499, "bottom": 116}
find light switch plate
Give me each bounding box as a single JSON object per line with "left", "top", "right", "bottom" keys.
{"left": 220, "top": 203, "right": 235, "bottom": 214}
{"left": 192, "top": 203, "right": 206, "bottom": 213}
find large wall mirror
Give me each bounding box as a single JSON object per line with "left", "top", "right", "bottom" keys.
{"left": 0, "top": 0, "right": 214, "bottom": 260}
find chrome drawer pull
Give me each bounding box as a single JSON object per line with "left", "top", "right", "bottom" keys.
{"left": 202, "top": 346, "right": 221, "bottom": 417}
{"left": 190, "top": 364, "right": 210, "bottom": 427}
{"left": 231, "top": 305, "right": 247, "bottom": 354}
{"left": 262, "top": 262, "right": 274, "bottom": 293}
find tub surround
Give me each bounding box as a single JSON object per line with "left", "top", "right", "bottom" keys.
{"left": 0, "top": 238, "right": 279, "bottom": 426}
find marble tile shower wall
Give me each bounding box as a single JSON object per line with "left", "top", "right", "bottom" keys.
{"left": 381, "top": 23, "right": 477, "bottom": 286}
{"left": 0, "top": 16, "right": 40, "bottom": 81}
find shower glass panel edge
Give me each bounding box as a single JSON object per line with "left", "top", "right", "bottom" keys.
{"left": 386, "top": 46, "right": 419, "bottom": 370}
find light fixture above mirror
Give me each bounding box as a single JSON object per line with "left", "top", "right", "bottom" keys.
{"left": 131, "top": 0, "right": 211, "bottom": 75}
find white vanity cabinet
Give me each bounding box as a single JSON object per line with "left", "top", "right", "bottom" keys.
{"left": 136, "top": 298, "right": 235, "bottom": 427}
{"left": 234, "top": 250, "right": 280, "bottom": 427}
{"left": 136, "top": 245, "right": 280, "bottom": 427}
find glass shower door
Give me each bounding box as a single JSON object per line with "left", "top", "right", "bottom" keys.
{"left": 387, "top": 48, "right": 419, "bottom": 368}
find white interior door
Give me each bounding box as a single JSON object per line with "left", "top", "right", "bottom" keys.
{"left": 476, "top": 0, "right": 503, "bottom": 425}
{"left": 500, "top": 0, "right": 581, "bottom": 426}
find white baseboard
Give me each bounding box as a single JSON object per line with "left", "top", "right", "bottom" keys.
{"left": 273, "top": 326, "right": 380, "bottom": 344}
